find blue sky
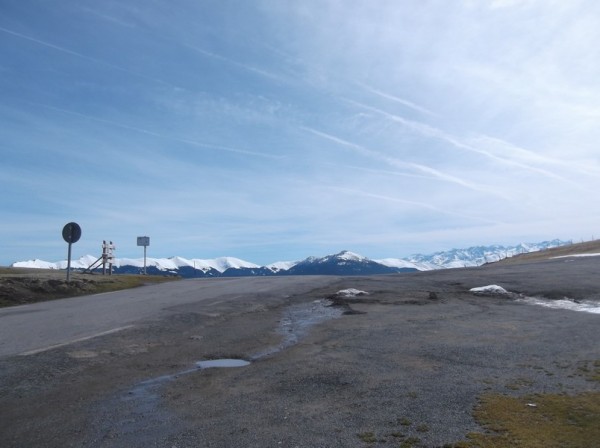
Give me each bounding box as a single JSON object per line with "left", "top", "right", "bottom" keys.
{"left": 1, "top": 0, "right": 599, "bottom": 265}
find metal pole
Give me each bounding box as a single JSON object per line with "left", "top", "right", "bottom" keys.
{"left": 144, "top": 245, "right": 147, "bottom": 275}
{"left": 66, "top": 242, "right": 72, "bottom": 283}
{"left": 102, "top": 240, "right": 106, "bottom": 275}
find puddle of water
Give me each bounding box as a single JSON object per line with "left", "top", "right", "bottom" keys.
{"left": 197, "top": 359, "right": 251, "bottom": 369}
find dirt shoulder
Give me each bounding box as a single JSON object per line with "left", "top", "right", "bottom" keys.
{"left": 0, "top": 267, "right": 178, "bottom": 307}
{"left": 0, "top": 258, "right": 599, "bottom": 447}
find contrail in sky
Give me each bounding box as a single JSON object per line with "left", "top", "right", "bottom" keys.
{"left": 334, "top": 188, "right": 503, "bottom": 225}
{"left": 0, "top": 26, "right": 177, "bottom": 88}
{"left": 345, "top": 98, "right": 572, "bottom": 183}
{"left": 357, "top": 82, "right": 438, "bottom": 117}
{"left": 473, "top": 135, "right": 600, "bottom": 177}
{"left": 185, "top": 44, "right": 283, "bottom": 82}
{"left": 303, "top": 126, "right": 505, "bottom": 197}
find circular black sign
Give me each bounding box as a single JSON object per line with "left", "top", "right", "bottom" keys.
{"left": 62, "top": 222, "right": 82, "bottom": 244}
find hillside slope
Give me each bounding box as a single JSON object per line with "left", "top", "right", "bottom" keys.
{"left": 493, "top": 240, "right": 600, "bottom": 265}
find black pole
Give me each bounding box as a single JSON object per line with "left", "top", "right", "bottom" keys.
{"left": 66, "top": 242, "right": 72, "bottom": 283}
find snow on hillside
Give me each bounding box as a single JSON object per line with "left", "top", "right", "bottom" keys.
{"left": 13, "top": 255, "right": 98, "bottom": 270}
{"left": 266, "top": 261, "right": 298, "bottom": 273}
{"left": 12, "top": 255, "right": 259, "bottom": 274}
{"left": 552, "top": 253, "right": 600, "bottom": 259}
{"left": 375, "top": 258, "right": 433, "bottom": 271}
{"left": 12, "top": 259, "right": 59, "bottom": 269}
{"left": 406, "top": 240, "right": 568, "bottom": 269}
{"left": 335, "top": 251, "right": 367, "bottom": 261}
{"left": 209, "top": 257, "right": 260, "bottom": 273}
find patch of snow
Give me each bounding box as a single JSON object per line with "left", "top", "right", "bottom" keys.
{"left": 375, "top": 258, "right": 427, "bottom": 271}
{"left": 337, "top": 288, "right": 369, "bottom": 297}
{"left": 517, "top": 297, "right": 600, "bottom": 315}
{"left": 469, "top": 285, "right": 509, "bottom": 294}
{"left": 552, "top": 253, "right": 600, "bottom": 259}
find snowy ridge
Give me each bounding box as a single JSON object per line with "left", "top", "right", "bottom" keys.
{"left": 11, "top": 239, "right": 570, "bottom": 277}
{"left": 374, "top": 258, "right": 431, "bottom": 271}
{"left": 13, "top": 255, "right": 260, "bottom": 274}
{"left": 335, "top": 251, "right": 367, "bottom": 262}
{"left": 381, "top": 239, "right": 568, "bottom": 271}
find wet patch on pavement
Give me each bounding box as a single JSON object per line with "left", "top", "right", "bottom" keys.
{"left": 81, "top": 298, "right": 344, "bottom": 446}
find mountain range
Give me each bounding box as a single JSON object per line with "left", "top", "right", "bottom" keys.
{"left": 12, "top": 239, "right": 569, "bottom": 278}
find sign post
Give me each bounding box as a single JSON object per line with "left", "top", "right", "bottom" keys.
{"left": 62, "top": 222, "right": 82, "bottom": 282}
{"left": 137, "top": 236, "right": 150, "bottom": 275}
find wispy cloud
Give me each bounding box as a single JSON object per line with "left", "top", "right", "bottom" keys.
{"left": 31, "top": 102, "right": 282, "bottom": 160}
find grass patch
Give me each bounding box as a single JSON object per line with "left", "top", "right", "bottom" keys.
{"left": 399, "top": 437, "right": 421, "bottom": 448}
{"left": 357, "top": 431, "right": 377, "bottom": 443}
{"left": 576, "top": 360, "right": 600, "bottom": 382}
{"left": 416, "top": 424, "right": 429, "bottom": 433}
{"left": 456, "top": 392, "right": 600, "bottom": 447}
{"left": 505, "top": 377, "right": 534, "bottom": 391}
{"left": 398, "top": 417, "right": 412, "bottom": 426}
{"left": 0, "top": 270, "right": 178, "bottom": 307}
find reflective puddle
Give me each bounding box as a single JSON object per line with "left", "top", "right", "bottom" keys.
{"left": 197, "top": 358, "right": 251, "bottom": 369}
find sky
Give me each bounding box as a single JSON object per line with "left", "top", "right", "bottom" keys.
{"left": 1, "top": 0, "right": 600, "bottom": 265}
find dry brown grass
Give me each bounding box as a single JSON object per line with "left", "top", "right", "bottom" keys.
{"left": 456, "top": 392, "right": 600, "bottom": 448}
{"left": 494, "top": 240, "right": 600, "bottom": 265}
{"left": 0, "top": 267, "right": 178, "bottom": 307}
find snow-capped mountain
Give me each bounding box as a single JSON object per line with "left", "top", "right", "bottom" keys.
{"left": 11, "top": 239, "right": 570, "bottom": 278}
{"left": 402, "top": 239, "right": 568, "bottom": 269}
{"left": 286, "top": 250, "right": 411, "bottom": 276}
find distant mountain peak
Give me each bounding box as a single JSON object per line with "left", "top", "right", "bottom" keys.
{"left": 332, "top": 250, "right": 367, "bottom": 261}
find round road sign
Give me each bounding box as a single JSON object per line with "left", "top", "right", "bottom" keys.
{"left": 62, "top": 222, "right": 82, "bottom": 244}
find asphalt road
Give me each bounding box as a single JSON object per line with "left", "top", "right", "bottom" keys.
{"left": 1, "top": 257, "right": 599, "bottom": 447}
{"left": 0, "top": 275, "right": 338, "bottom": 357}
